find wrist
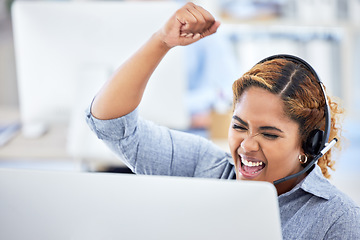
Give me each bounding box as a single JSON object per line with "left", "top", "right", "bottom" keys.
{"left": 152, "top": 31, "right": 174, "bottom": 52}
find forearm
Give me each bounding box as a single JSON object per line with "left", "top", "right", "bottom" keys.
{"left": 91, "top": 32, "right": 171, "bottom": 120}
{"left": 90, "top": 2, "right": 219, "bottom": 120}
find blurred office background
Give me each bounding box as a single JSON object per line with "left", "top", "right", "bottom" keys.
{"left": 0, "top": 0, "right": 359, "bottom": 204}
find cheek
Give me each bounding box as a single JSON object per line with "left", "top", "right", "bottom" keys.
{"left": 228, "top": 129, "right": 240, "bottom": 151}
{"left": 264, "top": 139, "right": 301, "bottom": 170}
{"left": 227, "top": 129, "right": 241, "bottom": 164}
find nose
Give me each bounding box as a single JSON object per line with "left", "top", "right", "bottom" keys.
{"left": 240, "top": 134, "right": 260, "bottom": 153}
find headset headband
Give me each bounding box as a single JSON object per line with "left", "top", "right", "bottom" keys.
{"left": 256, "top": 54, "right": 331, "bottom": 153}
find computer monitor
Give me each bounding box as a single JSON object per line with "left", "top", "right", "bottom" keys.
{"left": 12, "top": 1, "right": 189, "bottom": 160}
{"left": 0, "top": 168, "right": 283, "bottom": 240}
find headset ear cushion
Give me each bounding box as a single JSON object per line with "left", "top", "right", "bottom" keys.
{"left": 304, "top": 129, "right": 324, "bottom": 155}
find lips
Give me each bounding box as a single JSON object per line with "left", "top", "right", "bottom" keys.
{"left": 238, "top": 156, "right": 266, "bottom": 179}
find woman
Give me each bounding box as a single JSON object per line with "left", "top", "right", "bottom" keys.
{"left": 86, "top": 2, "right": 360, "bottom": 239}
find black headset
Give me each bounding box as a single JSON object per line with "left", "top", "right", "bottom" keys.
{"left": 255, "top": 54, "right": 337, "bottom": 185}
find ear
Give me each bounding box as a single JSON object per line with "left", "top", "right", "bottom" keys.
{"left": 299, "top": 149, "right": 305, "bottom": 156}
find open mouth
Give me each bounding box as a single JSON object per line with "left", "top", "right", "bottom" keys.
{"left": 239, "top": 157, "right": 266, "bottom": 179}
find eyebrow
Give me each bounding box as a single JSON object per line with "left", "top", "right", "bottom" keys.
{"left": 232, "top": 115, "right": 284, "bottom": 133}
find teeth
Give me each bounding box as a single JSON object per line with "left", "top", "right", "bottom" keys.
{"left": 242, "top": 159, "right": 263, "bottom": 167}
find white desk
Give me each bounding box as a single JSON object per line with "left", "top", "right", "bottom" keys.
{"left": 0, "top": 107, "right": 123, "bottom": 171}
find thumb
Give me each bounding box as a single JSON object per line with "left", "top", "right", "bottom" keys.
{"left": 201, "top": 20, "right": 221, "bottom": 38}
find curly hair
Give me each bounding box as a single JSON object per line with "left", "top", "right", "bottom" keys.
{"left": 232, "top": 58, "right": 343, "bottom": 178}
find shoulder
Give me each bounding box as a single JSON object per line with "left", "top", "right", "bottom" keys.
{"left": 302, "top": 167, "right": 360, "bottom": 237}
{"left": 279, "top": 166, "right": 360, "bottom": 239}
{"left": 301, "top": 165, "right": 359, "bottom": 215}
{"left": 324, "top": 185, "right": 360, "bottom": 223}
{"left": 191, "top": 136, "right": 234, "bottom": 178}
{"left": 324, "top": 193, "right": 360, "bottom": 238}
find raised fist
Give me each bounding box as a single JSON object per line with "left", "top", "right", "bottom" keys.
{"left": 158, "top": 2, "right": 220, "bottom": 48}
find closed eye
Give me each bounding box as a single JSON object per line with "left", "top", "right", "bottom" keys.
{"left": 232, "top": 124, "right": 247, "bottom": 131}
{"left": 262, "top": 133, "right": 279, "bottom": 140}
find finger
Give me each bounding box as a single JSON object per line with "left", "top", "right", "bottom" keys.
{"left": 192, "top": 33, "right": 201, "bottom": 40}
{"left": 184, "top": 3, "right": 206, "bottom": 34}
{"left": 210, "top": 20, "right": 221, "bottom": 33}
{"left": 193, "top": 5, "right": 215, "bottom": 32}
{"left": 176, "top": 7, "right": 198, "bottom": 33}
{"left": 200, "top": 20, "right": 221, "bottom": 38}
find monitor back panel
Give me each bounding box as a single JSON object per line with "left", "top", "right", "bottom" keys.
{"left": 0, "top": 168, "right": 282, "bottom": 240}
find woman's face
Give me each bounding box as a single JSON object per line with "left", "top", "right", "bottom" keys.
{"left": 228, "top": 87, "right": 304, "bottom": 193}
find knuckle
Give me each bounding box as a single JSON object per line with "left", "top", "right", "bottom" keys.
{"left": 198, "top": 18, "right": 206, "bottom": 25}
{"left": 188, "top": 17, "right": 197, "bottom": 24}
{"left": 176, "top": 8, "right": 185, "bottom": 15}
{"left": 185, "top": 2, "right": 195, "bottom": 8}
